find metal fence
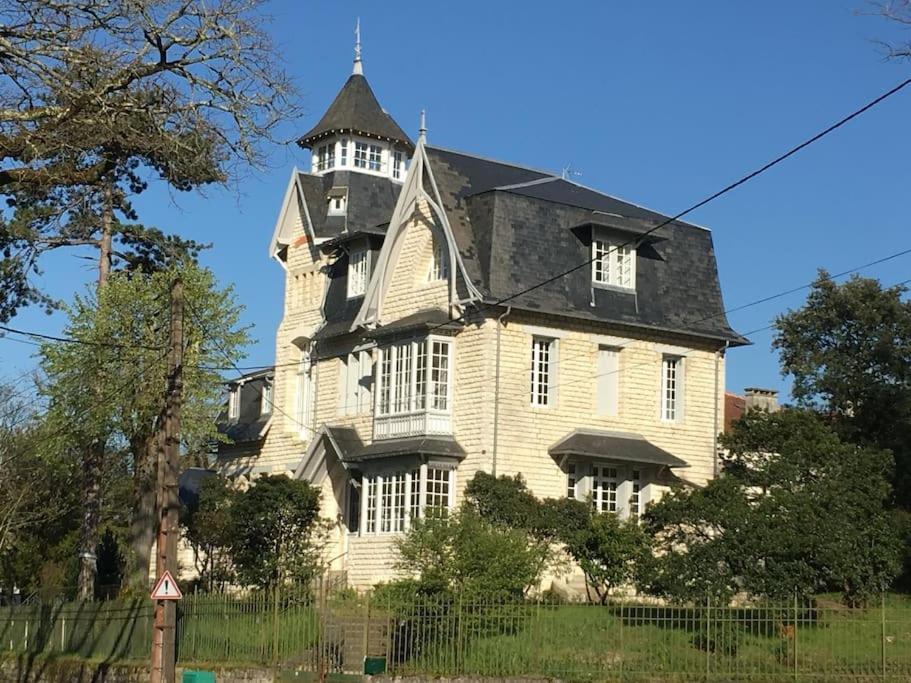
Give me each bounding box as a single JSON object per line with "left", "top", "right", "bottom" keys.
{"left": 2, "top": 589, "right": 910, "bottom": 681}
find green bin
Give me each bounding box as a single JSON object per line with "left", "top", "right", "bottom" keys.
{"left": 183, "top": 671, "right": 216, "bottom": 683}
{"left": 363, "top": 656, "right": 386, "bottom": 675}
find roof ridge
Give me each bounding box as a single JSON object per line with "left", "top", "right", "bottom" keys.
{"left": 426, "top": 144, "right": 555, "bottom": 178}
{"left": 493, "top": 176, "right": 560, "bottom": 191}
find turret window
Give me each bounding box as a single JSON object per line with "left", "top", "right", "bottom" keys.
{"left": 368, "top": 144, "right": 382, "bottom": 171}
{"left": 340, "top": 138, "right": 349, "bottom": 166}
{"left": 393, "top": 151, "right": 403, "bottom": 180}
{"left": 354, "top": 142, "right": 369, "bottom": 169}
{"left": 317, "top": 144, "right": 335, "bottom": 171}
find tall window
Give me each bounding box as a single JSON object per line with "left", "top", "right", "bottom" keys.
{"left": 317, "top": 144, "right": 335, "bottom": 171}
{"left": 596, "top": 346, "right": 620, "bottom": 416}
{"left": 260, "top": 381, "right": 273, "bottom": 416}
{"left": 347, "top": 249, "right": 369, "bottom": 298}
{"left": 428, "top": 238, "right": 448, "bottom": 281}
{"left": 347, "top": 476, "right": 361, "bottom": 534}
{"left": 368, "top": 144, "right": 382, "bottom": 171}
{"left": 630, "top": 470, "right": 641, "bottom": 521}
{"left": 227, "top": 386, "right": 240, "bottom": 420}
{"left": 295, "top": 347, "right": 314, "bottom": 434}
{"left": 567, "top": 463, "right": 578, "bottom": 500}
{"left": 661, "top": 356, "right": 682, "bottom": 421}
{"left": 393, "top": 151, "right": 403, "bottom": 179}
{"left": 340, "top": 138, "right": 349, "bottom": 166}
{"left": 377, "top": 338, "right": 452, "bottom": 417}
{"left": 361, "top": 466, "right": 453, "bottom": 535}
{"left": 354, "top": 141, "right": 369, "bottom": 168}
{"left": 592, "top": 238, "right": 635, "bottom": 289}
{"left": 530, "top": 337, "right": 555, "bottom": 407}
{"left": 592, "top": 465, "right": 618, "bottom": 513}
{"left": 337, "top": 351, "right": 373, "bottom": 416}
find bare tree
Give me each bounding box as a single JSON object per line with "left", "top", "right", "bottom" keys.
{"left": 868, "top": 1, "right": 911, "bottom": 59}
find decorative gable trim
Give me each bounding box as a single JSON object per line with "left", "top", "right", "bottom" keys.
{"left": 353, "top": 133, "right": 484, "bottom": 329}
{"left": 269, "top": 167, "right": 317, "bottom": 262}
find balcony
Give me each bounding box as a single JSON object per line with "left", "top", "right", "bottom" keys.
{"left": 374, "top": 410, "right": 452, "bottom": 440}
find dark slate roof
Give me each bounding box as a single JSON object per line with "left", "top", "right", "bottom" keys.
{"left": 297, "top": 74, "right": 413, "bottom": 151}
{"left": 549, "top": 429, "right": 689, "bottom": 468}
{"left": 178, "top": 467, "right": 217, "bottom": 507}
{"left": 424, "top": 146, "right": 746, "bottom": 345}
{"left": 299, "top": 170, "right": 401, "bottom": 240}
{"left": 364, "top": 309, "right": 462, "bottom": 341}
{"left": 349, "top": 436, "right": 466, "bottom": 463}
{"left": 216, "top": 369, "right": 273, "bottom": 445}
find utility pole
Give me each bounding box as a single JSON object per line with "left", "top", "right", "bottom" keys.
{"left": 151, "top": 277, "right": 183, "bottom": 683}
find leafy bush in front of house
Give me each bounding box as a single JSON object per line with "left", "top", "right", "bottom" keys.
{"left": 642, "top": 409, "right": 902, "bottom": 606}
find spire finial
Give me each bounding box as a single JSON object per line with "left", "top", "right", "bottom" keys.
{"left": 418, "top": 109, "right": 427, "bottom": 143}
{"left": 353, "top": 18, "right": 363, "bottom": 75}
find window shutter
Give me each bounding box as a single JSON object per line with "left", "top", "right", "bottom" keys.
{"left": 359, "top": 349, "right": 373, "bottom": 411}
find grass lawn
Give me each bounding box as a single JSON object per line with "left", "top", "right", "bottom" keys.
{"left": 391, "top": 594, "right": 911, "bottom": 682}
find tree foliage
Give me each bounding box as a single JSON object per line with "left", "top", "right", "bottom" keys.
{"left": 643, "top": 409, "right": 902, "bottom": 605}
{"left": 180, "top": 475, "right": 236, "bottom": 591}
{"left": 227, "top": 475, "right": 326, "bottom": 589}
{"left": 0, "top": 0, "right": 300, "bottom": 321}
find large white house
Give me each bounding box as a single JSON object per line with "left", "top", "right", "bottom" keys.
{"left": 216, "top": 33, "right": 746, "bottom": 590}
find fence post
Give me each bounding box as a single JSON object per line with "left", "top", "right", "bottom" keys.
{"left": 881, "top": 591, "right": 887, "bottom": 682}
{"left": 271, "top": 582, "right": 280, "bottom": 667}
{"left": 456, "top": 590, "right": 464, "bottom": 676}
{"left": 793, "top": 592, "right": 799, "bottom": 682}
{"left": 618, "top": 598, "right": 624, "bottom": 681}
{"left": 705, "top": 597, "right": 710, "bottom": 681}
{"left": 362, "top": 590, "right": 370, "bottom": 670}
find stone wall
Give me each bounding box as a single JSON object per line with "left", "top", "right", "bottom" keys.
{"left": 0, "top": 657, "right": 275, "bottom": 683}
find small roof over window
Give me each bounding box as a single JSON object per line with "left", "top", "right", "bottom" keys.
{"left": 549, "top": 428, "right": 689, "bottom": 468}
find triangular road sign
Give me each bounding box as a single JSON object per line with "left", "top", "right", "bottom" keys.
{"left": 150, "top": 570, "right": 183, "bottom": 600}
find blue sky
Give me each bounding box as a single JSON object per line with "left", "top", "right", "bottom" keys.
{"left": 3, "top": 1, "right": 911, "bottom": 401}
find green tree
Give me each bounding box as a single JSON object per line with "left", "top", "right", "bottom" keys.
{"left": 774, "top": 273, "right": 911, "bottom": 507}
{"left": 0, "top": 0, "right": 299, "bottom": 322}
{"left": 181, "top": 476, "right": 237, "bottom": 591}
{"left": 227, "top": 475, "right": 326, "bottom": 589}
{"left": 39, "top": 261, "right": 249, "bottom": 594}
{"left": 644, "top": 409, "right": 902, "bottom": 605}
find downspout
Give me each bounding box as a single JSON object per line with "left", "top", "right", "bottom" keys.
{"left": 712, "top": 341, "right": 730, "bottom": 478}
{"left": 491, "top": 306, "right": 512, "bottom": 477}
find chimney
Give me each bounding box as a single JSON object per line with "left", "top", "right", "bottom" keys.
{"left": 744, "top": 387, "right": 779, "bottom": 413}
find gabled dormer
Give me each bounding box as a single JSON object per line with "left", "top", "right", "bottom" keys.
{"left": 297, "top": 25, "right": 413, "bottom": 183}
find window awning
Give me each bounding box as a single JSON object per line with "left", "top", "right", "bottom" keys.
{"left": 349, "top": 436, "right": 465, "bottom": 463}
{"left": 549, "top": 429, "right": 689, "bottom": 468}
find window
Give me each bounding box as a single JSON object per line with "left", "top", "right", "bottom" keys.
{"left": 354, "top": 141, "right": 369, "bottom": 168}
{"left": 661, "top": 356, "right": 682, "bottom": 422}
{"left": 592, "top": 466, "right": 618, "bottom": 513}
{"left": 428, "top": 238, "right": 448, "bottom": 281}
{"left": 630, "top": 470, "right": 641, "bottom": 521}
{"left": 228, "top": 385, "right": 240, "bottom": 420}
{"left": 340, "top": 138, "right": 349, "bottom": 166}
{"left": 368, "top": 144, "right": 382, "bottom": 171}
{"left": 328, "top": 189, "right": 347, "bottom": 215}
{"left": 260, "top": 381, "right": 273, "bottom": 416}
{"left": 360, "top": 465, "right": 453, "bottom": 535}
{"left": 317, "top": 144, "right": 335, "bottom": 171}
{"left": 592, "top": 237, "right": 635, "bottom": 289}
{"left": 347, "top": 475, "right": 361, "bottom": 534}
{"left": 376, "top": 338, "right": 452, "bottom": 417}
{"left": 596, "top": 347, "right": 620, "bottom": 416}
{"left": 530, "top": 337, "right": 555, "bottom": 407}
{"left": 337, "top": 350, "right": 373, "bottom": 416}
{"left": 567, "top": 463, "right": 578, "bottom": 500}
{"left": 295, "top": 347, "right": 314, "bottom": 434}
{"left": 347, "top": 249, "right": 369, "bottom": 298}
{"left": 393, "top": 150, "right": 403, "bottom": 180}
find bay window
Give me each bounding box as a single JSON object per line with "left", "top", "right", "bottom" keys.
{"left": 358, "top": 465, "right": 455, "bottom": 534}
{"left": 375, "top": 337, "right": 453, "bottom": 439}
{"left": 567, "top": 463, "right": 647, "bottom": 520}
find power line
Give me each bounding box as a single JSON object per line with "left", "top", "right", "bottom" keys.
{"left": 0, "top": 324, "right": 165, "bottom": 351}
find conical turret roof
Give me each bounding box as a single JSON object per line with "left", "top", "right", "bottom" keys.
{"left": 297, "top": 74, "right": 413, "bottom": 151}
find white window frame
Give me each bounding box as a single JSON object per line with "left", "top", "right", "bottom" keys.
{"left": 596, "top": 346, "right": 620, "bottom": 417}
{"left": 295, "top": 347, "right": 314, "bottom": 436}
{"left": 661, "top": 355, "right": 684, "bottom": 422}
{"left": 567, "top": 463, "right": 578, "bottom": 500}
{"left": 368, "top": 144, "right": 382, "bottom": 171}
{"left": 260, "top": 381, "right": 273, "bottom": 416}
{"left": 354, "top": 141, "right": 369, "bottom": 169}
{"left": 228, "top": 385, "right": 240, "bottom": 420}
{"left": 591, "top": 465, "right": 618, "bottom": 513}
{"left": 592, "top": 234, "right": 636, "bottom": 290}
{"left": 359, "top": 464, "right": 455, "bottom": 536}
{"left": 337, "top": 350, "right": 373, "bottom": 416}
{"left": 347, "top": 248, "right": 369, "bottom": 299}
{"left": 393, "top": 150, "right": 403, "bottom": 180}
{"left": 316, "top": 144, "right": 335, "bottom": 172}
{"left": 375, "top": 337, "right": 453, "bottom": 418}
{"left": 428, "top": 238, "right": 448, "bottom": 282}
{"left": 340, "top": 138, "right": 349, "bottom": 167}
{"left": 328, "top": 192, "right": 347, "bottom": 216}
{"left": 530, "top": 336, "right": 556, "bottom": 407}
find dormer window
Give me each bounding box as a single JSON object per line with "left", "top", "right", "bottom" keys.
{"left": 592, "top": 234, "right": 635, "bottom": 289}
{"left": 317, "top": 144, "right": 335, "bottom": 171}
{"left": 260, "top": 381, "right": 273, "bottom": 415}
{"left": 228, "top": 385, "right": 240, "bottom": 420}
{"left": 328, "top": 187, "right": 347, "bottom": 215}
{"left": 347, "top": 248, "right": 369, "bottom": 298}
